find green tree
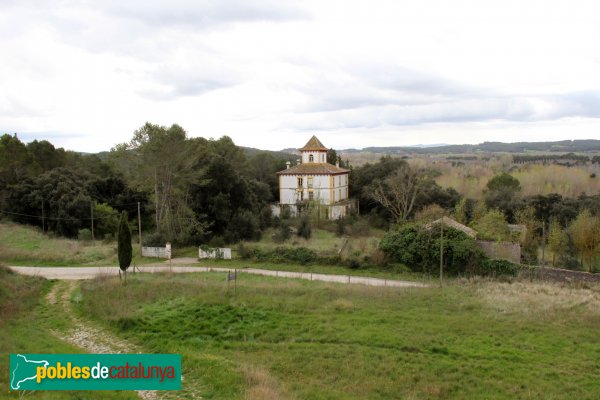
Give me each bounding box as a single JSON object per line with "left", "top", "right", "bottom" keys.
{"left": 454, "top": 197, "right": 469, "bottom": 224}
{"left": 548, "top": 218, "right": 568, "bottom": 267}
{"left": 93, "top": 203, "right": 119, "bottom": 239}
{"left": 297, "top": 215, "right": 312, "bottom": 239}
{"left": 569, "top": 209, "right": 600, "bottom": 272}
{"left": 117, "top": 211, "right": 132, "bottom": 283}
{"left": 484, "top": 173, "right": 521, "bottom": 222}
{"left": 515, "top": 205, "right": 541, "bottom": 264}
{"left": 471, "top": 209, "right": 511, "bottom": 241}
{"left": 472, "top": 199, "right": 488, "bottom": 222}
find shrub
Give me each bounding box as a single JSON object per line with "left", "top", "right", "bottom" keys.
{"left": 235, "top": 246, "right": 318, "bottom": 265}
{"left": 143, "top": 231, "right": 167, "bottom": 247}
{"left": 208, "top": 235, "right": 225, "bottom": 248}
{"left": 273, "top": 221, "right": 292, "bottom": 243}
{"left": 224, "top": 210, "right": 261, "bottom": 243}
{"left": 297, "top": 216, "right": 312, "bottom": 239}
{"left": 346, "top": 218, "right": 371, "bottom": 237}
{"left": 259, "top": 206, "right": 273, "bottom": 230}
{"left": 346, "top": 257, "right": 362, "bottom": 269}
{"left": 379, "top": 224, "right": 486, "bottom": 275}
{"left": 479, "top": 259, "right": 521, "bottom": 276}
{"left": 335, "top": 218, "right": 346, "bottom": 237}
{"left": 78, "top": 228, "right": 92, "bottom": 241}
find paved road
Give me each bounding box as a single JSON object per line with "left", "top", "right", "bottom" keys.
{"left": 9, "top": 263, "right": 427, "bottom": 288}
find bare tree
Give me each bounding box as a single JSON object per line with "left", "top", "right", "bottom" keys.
{"left": 569, "top": 209, "right": 600, "bottom": 272}
{"left": 368, "top": 165, "right": 424, "bottom": 222}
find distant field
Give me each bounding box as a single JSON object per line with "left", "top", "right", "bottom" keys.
{"left": 78, "top": 272, "right": 600, "bottom": 399}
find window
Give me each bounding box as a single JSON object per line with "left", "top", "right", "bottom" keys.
{"left": 309, "top": 192, "right": 314, "bottom": 201}
{"left": 309, "top": 154, "right": 314, "bottom": 162}
{"left": 297, "top": 177, "right": 303, "bottom": 188}
{"left": 339, "top": 189, "right": 342, "bottom": 201}
{"left": 338, "top": 176, "right": 341, "bottom": 186}
{"left": 322, "top": 154, "right": 325, "bottom": 162}
{"left": 307, "top": 176, "right": 313, "bottom": 188}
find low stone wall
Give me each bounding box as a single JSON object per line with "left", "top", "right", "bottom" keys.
{"left": 476, "top": 241, "right": 521, "bottom": 264}
{"left": 142, "top": 243, "right": 171, "bottom": 259}
{"left": 199, "top": 248, "right": 232, "bottom": 260}
{"left": 520, "top": 266, "right": 600, "bottom": 283}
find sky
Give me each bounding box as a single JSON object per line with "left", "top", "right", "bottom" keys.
{"left": 1, "top": 0, "right": 600, "bottom": 152}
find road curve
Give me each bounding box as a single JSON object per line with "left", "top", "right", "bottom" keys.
{"left": 9, "top": 264, "right": 427, "bottom": 288}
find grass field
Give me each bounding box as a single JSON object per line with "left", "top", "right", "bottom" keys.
{"left": 240, "top": 227, "right": 384, "bottom": 256}
{"left": 77, "top": 272, "right": 600, "bottom": 399}
{"left": 0, "top": 222, "right": 157, "bottom": 266}
{"left": 0, "top": 265, "right": 137, "bottom": 399}
{"left": 195, "top": 258, "right": 425, "bottom": 282}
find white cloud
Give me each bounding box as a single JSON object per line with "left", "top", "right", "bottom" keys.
{"left": 1, "top": 0, "right": 599, "bottom": 152}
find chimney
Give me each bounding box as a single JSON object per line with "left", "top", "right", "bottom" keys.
{"left": 286, "top": 161, "right": 291, "bottom": 169}
{"left": 296, "top": 159, "right": 301, "bottom": 165}
{"left": 335, "top": 160, "right": 339, "bottom": 167}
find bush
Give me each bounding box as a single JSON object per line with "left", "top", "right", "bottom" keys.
{"left": 346, "top": 257, "right": 362, "bottom": 269}
{"left": 479, "top": 259, "right": 521, "bottom": 276}
{"left": 335, "top": 218, "right": 345, "bottom": 237}
{"left": 143, "top": 231, "right": 167, "bottom": 247}
{"left": 224, "top": 210, "right": 261, "bottom": 243}
{"left": 297, "top": 216, "right": 312, "bottom": 239}
{"left": 346, "top": 217, "right": 371, "bottom": 237}
{"left": 273, "top": 221, "right": 292, "bottom": 243}
{"left": 208, "top": 235, "right": 225, "bottom": 248}
{"left": 78, "top": 228, "right": 92, "bottom": 241}
{"left": 379, "top": 224, "right": 487, "bottom": 275}
{"left": 236, "top": 246, "right": 318, "bottom": 265}
{"left": 259, "top": 206, "right": 273, "bottom": 230}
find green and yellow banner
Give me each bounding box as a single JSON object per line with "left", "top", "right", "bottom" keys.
{"left": 10, "top": 353, "right": 181, "bottom": 391}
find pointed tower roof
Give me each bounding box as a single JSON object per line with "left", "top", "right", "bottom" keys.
{"left": 299, "top": 135, "right": 328, "bottom": 151}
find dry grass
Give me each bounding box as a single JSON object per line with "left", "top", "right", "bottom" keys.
{"left": 513, "top": 164, "right": 600, "bottom": 197}
{"left": 0, "top": 222, "right": 117, "bottom": 265}
{"left": 433, "top": 159, "right": 600, "bottom": 199}
{"left": 477, "top": 280, "right": 600, "bottom": 315}
{"left": 242, "top": 365, "right": 291, "bottom": 400}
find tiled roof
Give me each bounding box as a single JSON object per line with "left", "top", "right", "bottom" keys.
{"left": 277, "top": 163, "right": 349, "bottom": 175}
{"left": 425, "top": 217, "right": 477, "bottom": 238}
{"left": 300, "top": 135, "right": 328, "bottom": 151}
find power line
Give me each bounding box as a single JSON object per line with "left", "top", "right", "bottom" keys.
{"left": 0, "top": 209, "right": 126, "bottom": 222}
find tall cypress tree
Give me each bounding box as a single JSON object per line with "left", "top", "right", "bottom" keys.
{"left": 117, "top": 211, "right": 132, "bottom": 281}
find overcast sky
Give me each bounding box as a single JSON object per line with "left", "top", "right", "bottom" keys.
{"left": 2, "top": 0, "right": 600, "bottom": 152}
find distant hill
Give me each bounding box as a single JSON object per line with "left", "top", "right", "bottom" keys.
{"left": 240, "top": 146, "right": 297, "bottom": 161}
{"left": 337, "top": 139, "right": 600, "bottom": 154}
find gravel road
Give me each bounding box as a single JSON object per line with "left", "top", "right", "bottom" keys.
{"left": 9, "top": 262, "right": 427, "bottom": 288}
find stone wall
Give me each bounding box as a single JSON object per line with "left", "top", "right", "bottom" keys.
{"left": 199, "top": 248, "right": 232, "bottom": 260}
{"left": 142, "top": 243, "right": 171, "bottom": 259}
{"left": 476, "top": 241, "right": 521, "bottom": 264}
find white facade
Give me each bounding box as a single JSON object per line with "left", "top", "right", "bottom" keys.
{"left": 276, "top": 136, "right": 352, "bottom": 220}
{"left": 301, "top": 151, "right": 327, "bottom": 164}
{"left": 279, "top": 174, "right": 349, "bottom": 205}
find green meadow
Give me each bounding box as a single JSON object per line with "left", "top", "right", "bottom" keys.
{"left": 73, "top": 272, "right": 600, "bottom": 399}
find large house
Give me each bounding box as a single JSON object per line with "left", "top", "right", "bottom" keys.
{"left": 274, "top": 136, "right": 352, "bottom": 220}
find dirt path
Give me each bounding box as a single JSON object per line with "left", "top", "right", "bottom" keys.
{"left": 12, "top": 262, "right": 427, "bottom": 288}
{"left": 45, "top": 281, "right": 162, "bottom": 400}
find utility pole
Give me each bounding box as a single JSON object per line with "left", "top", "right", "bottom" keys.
{"left": 440, "top": 216, "right": 444, "bottom": 287}
{"left": 41, "top": 198, "right": 45, "bottom": 233}
{"left": 137, "top": 201, "right": 142, "bottom": 255}
{"left": 541, "top": 220, "right": 546, "bottom": 266}
{"left": 90, "top": 201, "right": 95, "bottom": 241}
